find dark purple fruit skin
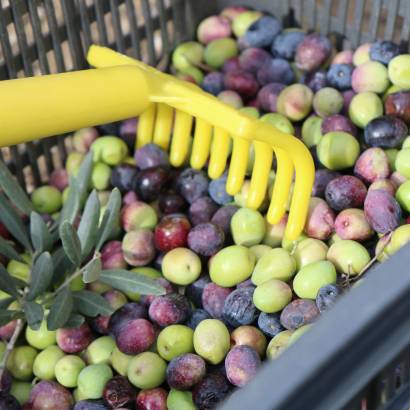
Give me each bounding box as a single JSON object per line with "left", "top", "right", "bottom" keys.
{"left": 244, "top": 16, "right": 282, "bottom": 48}
{"left": 56, "top": 323, "right": 93, "bottom": 354}
{"left": 103, "top": 376, "right": 135, "bottom": 409}
{"left": 0, "top": 370, "right": 11, "bottom": 393}
{"left": 239, "top": 48, "right": 271, "bottom": 74}
{"left": 158, "top": 191, "right": 187, "bottom": 214}
{"left": 187, "top": 223, "right": 225, "bottom": 256}
{"left": 208, "top": 174, "right": 233, "bottom": 206}
{"left": 326, "top": 64, "right": 353, "bottom": 91}
{"left": 120, "top": 118, "right": 137, "bottom": 151}
{"left": 325, "top": 175, "right": 367, "bottom": 211}
{"left": 108, "top": 302, "right": 147, "bottom": 337}
{"left": 27, "top": 381, "right": 73, "bottom": 410}
{"left": 316, "top": 284, "right": 343, "bottom": 313}
{"left": 148, "top": 294, "right": 191, "bottom": 327}
{"left": 223, "top": 70, "right": 259, "bottom": 99}
{"left": 225, "top": 345, "right": 261, "bottom": 387}
{"left": 312, "top": 169, "right": 341, "bottom": 198}
{"left": 133, "top": 166, "right": 171, "bottom": 202}
{"left": 256, "top": 83, "right": 286, "bottom": 112}
{"left": 111, "top": 164, "right": 138, "bottom": 193}
{"left": 280, "top": 299, "right": 320, "bottom": 330}
{"left": 369, "top": 40, "right": 401, "bottom": 65}
{"left": 385, "top": 91, "right": 410, "bottom": 123}
{"left": 364, "top": 116, "right": 408, "bottom": 149}
{"left": 257, "top": 312, "right": 284, "bottom": 338}
{"left": 0, "top": 392, "right": 21, "bottom": 410}
{"left": 166, "top": 353, "right": 206, "bottom": 390}
{"left": 364, "top": 190, "right": 402, "bottom": 234}
{"left": 211, "top": 205, "right": 239, "bottom": 237}
{"left": 186, "top": 276, "right": 211, "bottom": 308}
{"left": 135, "top": 388, "right": 168, "bottom": 410}
{"left": 192, "top": 373, "right": 232, "bottom": 410}
{"left": 176, "top": 169, "right": 209, "bottom": 204}
{"left": 236, "top": 279, "right": 255, "bottom": 289}
{"left": 296, "top": 33, "right": 331, "bottom": 72}
{"left": 271, "top": 30, "right": 306, "bottom": 60}
{"left": 113, "top": 318, "right": 156, "bottom": 355}
{"left": 222, "top": 57, "right": 241, "bottom": 73}
{"left": 321, "top": 114, "right": 357, "bottom": 137}
{"left": 189, "top": 197, "right": 219, "bottom": 226}
{"left": 134, "top": 143, "right": 169, "bottom": 170}
{"left": 141, "top": 278, "right": 175, "bottom": 307}
{"left": 222, "top": 287, "right": 258, "bottom": 327}
{"left": 202, "top": 283, "right": 233, "bottom": 320}
{"left": 202, "top": 72, "right": 225, "bottom": 96}
{"left": 257, "top": 59, "right": 294, "bottom": 86}
{"left": 300, "top": 69, "right": 328, "bottom": 92}
{"left": 186, "top": 309, "right": 212, "bottom": 330}
{"left": 74, "top": 400, "right": 109, "bottom": 410}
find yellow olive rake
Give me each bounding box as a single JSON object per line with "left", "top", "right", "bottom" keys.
{"left": 0, "top": 45, "right": 314, "bottom": 240}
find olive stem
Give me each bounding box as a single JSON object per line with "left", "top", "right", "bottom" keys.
{"left": 0, "top": 318, "right": 25, "bottom": 379}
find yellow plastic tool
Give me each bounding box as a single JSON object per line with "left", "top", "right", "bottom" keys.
{"left": 0, "top": 45, "right": 314, "bottom": 240}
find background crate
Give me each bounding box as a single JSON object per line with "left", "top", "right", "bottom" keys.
{"left": 0, "top": 1, "right": 410, "bottom": 409}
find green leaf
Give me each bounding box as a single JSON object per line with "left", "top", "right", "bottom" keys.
{"left": 0, "top": 297, "right": 15, "bottom": 309}
{"left": 0, "top": 310, "right": 22, "bottom": 326}
{"left": 47, "top": 288, "right": 73, "bottom": 331}
{"left": 63, "top": 313, "right": 85, "bottom": 328}
{"left": 59, "top": 221, "right": 82, "bottom": 267}
{"left": 95, "top": 188, "right": 121, "bottom": 251}
{"left": 0, "top": 263, "right": 19, "bottom": 298}
{"left": 82, "top": 257, "right": 101, "bottom": 284}
{"left": 26, "top": 252, "right": 53, "bottom": 301}
{"left": 0, "top": 193, "right": 31, "bottom": 250}
{"left": 100, "top": 269, "right": 166, "bottom": 296}
{"left": 30, "top": 212, "right": 52, "bottom": 253}
{"left": 76, "top": 152, "right": 94, "bottom": 201}
{"left": 51, "top": 247, "right": 75, "bottom": 283}
{"left": 77, "top": 190, "right": 100, "bottom": 259}
{"left": 0, "top": 237, "right": 23, "bottom": 262}
{"left": 58, "top": 177, "right": 80, "bottom": 226}
{"left": 0, "top": 159, "right": 33, "bottom": 215}
{"left": 24, "top": 301, "right": 44, "bottom": 330}
{"left": 73, "top": 290, "right": 114, "bottom": 317}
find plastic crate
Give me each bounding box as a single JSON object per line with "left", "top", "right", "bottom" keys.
{"left": 0, "top": 1, "right": 410, "bottom": 409}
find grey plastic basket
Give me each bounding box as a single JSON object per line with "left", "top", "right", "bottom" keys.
{"left": 0, "top": 1, "right": 410, "bottom": 409}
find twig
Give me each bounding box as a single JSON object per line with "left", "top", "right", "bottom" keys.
{"left": 0, "top": 318, "right": 25, "bottom": 379}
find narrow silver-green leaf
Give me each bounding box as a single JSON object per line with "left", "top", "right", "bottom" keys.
{"left": 0, "top": 237, "right": 23, "bottom": 262}
{"left": 0, "top": 263, "right": 19, "bottom": 298}
{"left": 58, "top": 177, "right": 80, "bottom": 226}
{"left": 26, "top": 252, "right": 53, "bottom": 301}
{"left": 100, "top": 269, "right": 166, "bottom": 296}
{"left": 0, "top": 310, "right": 22, "bottom": 326}
{"left": 0, "top": 297, "right": 15, "bottom": 309}
{"left": 77, "top": 190, "right": 100, "bottom": 259}
{"left": 30, "top": 212, "right": 52, "bottom": 253}
{"left": 24, "top": 301, "right": 44, "bottom": 330}
{"left": 76, "top": 152, "right": 94, "bottom": 201}
{"left": 51, "top": 247, "right": 74, "bottom": 283}
{"left": 59, "top": 221, "right": 82, "bottom": 267}
{"left": 73, "top": 290, "right": 114, "bottom": 317}
{"left": 82, "top": 257, "right": 101, "bottom": 284}
{"left": 0, "top": 159, "right": 33, "bottom": 215}
{"left": 95, "top": 188, "right": 121, "bottom": 251}
{"left": 0, "top": 193, "right": 31, "bottom": 249}
{"left": 47, "top": 288, "right": 73, "bottom": 331}
{"left": 63, "top": 313, "right": 85, "bottom": 328}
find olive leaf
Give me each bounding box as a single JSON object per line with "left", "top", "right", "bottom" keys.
{"left": 0, "top": 297, "right": 15, "bottom": 309}
{"left": 26, "top": 252, "right": 53, "bottom": 301}
{"left": 0, "top": 159, "right": 33, "bottom": 215}
{"left": 72, "top": 290, "right": 114, "bottom": 317}
{"left": 95, "top": 188, "right": 121, "bottom": 251}
{"left": 0, "top": 192, "right": 31, "bottom": 250}
{"left": 0, "top": 263, "right": 19, "bottom": 298}
{"left": 30, "top": 212, "right": 52, "bottom": 253}
{"left": 77, "top": 190, "right": 100, "bottom": 260}
{"left": 76, "top": 152, "right": 94, "bottom": 202}
{"left": 58, "top": 177, "right": 80, "bottom": 226}
{"left": 0, "top": 237, "right": 23, "bottom": 262}
{"left": 24, "top": 301, "right": 44, "bottom": 330}
{"left": 82, "top": 257, "right": 101, "bottom": 284}
{"left": 47, "top": 288, "right": 73, "bottom": 331}
{"left": 51, "top": 247, "right": 74, "bottom": 283}
{"left": 0, "top": 310, "right": 23, "bottom": 327}
{"left": 100, "top": 269, "right": 165, "bottom": 296}
{"left": 59, "top": 221, "right": 82, "bottom": 267}
{"left": 63, "top": 313, "right": 85, "bottom": 328}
